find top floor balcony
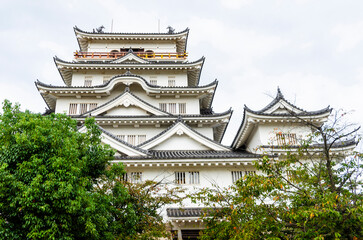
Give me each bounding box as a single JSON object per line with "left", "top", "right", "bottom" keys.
{"left": 74, "top": 51, "right": 188, "bottom": 60}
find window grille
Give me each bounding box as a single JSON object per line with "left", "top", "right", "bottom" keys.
{"left": 69, "top": 103, "right": 78, "bottom": 115}
{"left": 159, "top": 103, "right": 167, "bottom": 112}
{"left": 168, "top": 76, "right": 176, "bottom": 86}
{"left": 276, "top": 133, "right": 297, "bottom": 145}
{"left": 79, "top": 103, "right": 88, "bottom": 114}
{"left": 130, "top": 172, "right": 142, "bottom": 183}
{"left": 175, "top": 172, "right": 186, "bottom": 184}
{"left": 178, "top": 103, "right": 186, "bottom": 114}
{"left": 138, "top": 135, "right": 146, "bottom": 144}
{"left": 168, "top": 103, "right": 177, "bottom": 114}
{"left": 84, "top": 76, "right": 93, "bottom": 86}
{"left": 117, "top": 135, "right": 126, "bottom": 141}
{"left": 231, "top": 171, "right": 256, "bottom": 183}
{"left": 127, "top": 135, "right": 136, "bottom": 145}
{"left": 89, "top": 103, "right": 98, "bottom": 111}
{"left": 150, "top": 76, "right": 157, "bottom": 85}
{"left": 175, "top": 172, "right": 200, "bottom": 184}
{"left": 103, "top": 75, "right": 112, "bottom": 84}
{"left": 188, "top": 171, "right": 200, "bottom": 184}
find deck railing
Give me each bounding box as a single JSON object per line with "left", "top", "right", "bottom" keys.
{"left": 74, "top": 51, "right": 188, "bottom": 60}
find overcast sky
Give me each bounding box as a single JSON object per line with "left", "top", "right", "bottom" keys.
{"left": 0, "top": 0, "right": 362, "bottom": 148}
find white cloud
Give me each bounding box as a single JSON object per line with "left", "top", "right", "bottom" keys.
{"left": 332, "top": 21, "right": 363, "bottom": 52}
{"left": 220, "top": 0, "right": 254, "bottom": 9}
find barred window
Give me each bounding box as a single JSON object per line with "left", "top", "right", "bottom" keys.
{"left": 138, "top": 135, "right": 146, "bottom": 145}
{"left": 69, "top": 103, "right": 78, "bottom": 115}
{"left": 178, "top": 103, "right": 186, "bottom": 114}
{"left": 103, "top": 75, "right": 112, "bottom": 84}
{"left": 130, "top": 172, "right": 142, "bottom": 183}
{"left": 84, "top": 76, "right": 93, "bottom": 86}
{"left": 150, "top": 76, "right": 157, "bottom": 85}
{"left": 127, "top": 135, "right": 136, "bottom": 145}
{"left": 117, "top": 135, "right": 126, "bottom": 141}
{"left": 175, "top": 172, "right": 200, "bottom": 185}
{"left": 175, "top": 172, "right": 186, "bottom": 184}
{"left": 79, "top": 103, "right": 88, "bottom": 114}
{"left": 89, "top": 103, "right": 98, "bottom": 111}
{"left": 168, "top": 103, "right": 177, "bottom": 114}
{"left": 159, "top": 103, "right": 167, "bottom": 112}
{"left": 276, "top": 133, "right": 297, "bottom": 145}
{"left": 168, "top": 76, "right": 176, "bottom": 86}
{"left": 231, "top": 171, "right": 256, "bottom": 183}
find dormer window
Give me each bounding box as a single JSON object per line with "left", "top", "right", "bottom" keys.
{"left": 276, "top": 133, "right": 297, "bottom": 145}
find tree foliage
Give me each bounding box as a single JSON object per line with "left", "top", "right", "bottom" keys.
{"left": 0, "top": 100, "right": 182, "bottom": 240}
{"left": 194, "top": 111, "right": 362, "bottom": 240}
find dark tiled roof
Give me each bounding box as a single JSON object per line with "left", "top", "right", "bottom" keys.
{"left": 54, "top": 56, "right": 204, "bottom": 66}
{"left": 97, "top": 126, "right": 149, "bottom": 154}
{"left": 137, "top": 117, "right": 230, "bottom": 150}
{"left": 260, "top": 138, "right": 357, "bottom": 149}
{"left": 245, "top": 87, "right": 331, "bottom": 116}
{"left": 74, "top": 26, "right": 189, "bottom": 36}
{"left": 167, "top": 208, "right": 216, "bottom": 218}
{"left": 148, "top": 150, "right": 260, "bottom": 159}
{"left": 36, "top": 74, "right": 217, "bottom": 90}
{"left": 80, "top": 87, "right": 172, "bottom": 116}
{"left": 74, "top": 109, "right": 232, "bottom": 119}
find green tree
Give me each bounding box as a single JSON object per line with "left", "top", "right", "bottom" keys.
{"left": 194, "top": 111, "right": 362, "bottom": 240}
{"left": 0, "top": 100, "right": 183, "bottom": 240}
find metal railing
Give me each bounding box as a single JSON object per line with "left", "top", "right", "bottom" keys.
{"left": 74, "top": 51, "right": 188, "bottom": 60}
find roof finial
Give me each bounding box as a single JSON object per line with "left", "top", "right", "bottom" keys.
{"left": 177, "top": 115, "right": 184, "bottom": 122}
{"left": 276, "top": 86, "right": 284, "bottom": 99}
{"left": 166, "top": 26, "right": 175, "bottom": 34}
{"left": 93, "top": 25, "right": 105, "bottom": 33}
{"left": 128, "top": 48, "right": 133, "bottom": 53}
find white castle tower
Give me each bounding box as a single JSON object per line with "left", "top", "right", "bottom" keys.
{"left": 35, "top": 26, "right": 355, "bottom": 240}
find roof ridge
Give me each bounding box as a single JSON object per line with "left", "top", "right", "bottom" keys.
{"left": 74, "top": 26, "right": 189, "bottom": 36}
{"left": 79, "top": 88, "right": 172, "bottom": 117}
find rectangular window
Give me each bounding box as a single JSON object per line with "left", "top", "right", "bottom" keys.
{"left": 127, "top": 135, "right": 136, "bottom": 145}
{"left": 89, "top": 103, "right": 97, "bottom": 111}
{"left": 150, "top": 76, "right": 157, "bottom": 85}
{"left": 130, "top": 172, "right": 142, "bottom": 183}
{"left": 84, "top": 76, "right": 93, "bottom": 86}
{"left": 122, "top": 173, "right": 128, "bottom": 182}
{"left": 168, "top": 103, "right": 177, "bottom": 114}
{"left": 69, "top": 103, "right": 78, "bottom": 115}
{"left": 103, "top": 75, "right": 112, "bottom": 84}
{"left": 178, "top": 103, "right": 186, "bottom": 114}
{"left": 79, "top": 103, "right": 88, "bottom": 114}
{"left": 168, "top": 76, "right": 176, "bottom": 86}
{"left": 175, "top": 172, "right": 186, "bottom": 184}
{"left": 117, "top": 135, "right": 126, "bottom": 141}
{"left": 231, "top": 171, "right": 256, "bottom": 183}
{"left": 175, "top": 172, "right": 200, "bottom": 185}
{"left": 138, "top": 135, "right": 146, "bottom": 145}
{"left": 276, "top": 133, "right": 297, "bottom": 145}
{"left": 188, "top": 171, "right": 200, "bottom": 184}
{"left": 159, "top": 103, "right": 167, "bottom": 112}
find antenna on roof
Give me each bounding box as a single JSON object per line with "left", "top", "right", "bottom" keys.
{"left": 158, "top": 19, "right": 160, "bottom": 33}
{"left": 111, "top": 19, "right": 114, "bottom": 33}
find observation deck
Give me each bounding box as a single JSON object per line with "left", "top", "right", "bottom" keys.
{"left": 74, "top": 51, "right": 188, "bottom": 60}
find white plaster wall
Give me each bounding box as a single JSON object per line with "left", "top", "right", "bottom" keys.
{"left": 105, "top": 106, "right": 147, "bottom": 116}
{"left": 246, "top": 123, "right": 313, "bottom": 152}
{"left": 71, "top": 70, "right": 188, "bottom": 87}
{"left": 88, "top": 41, "right": 177, "bottom": 53}
{"left": 151, "top": 135, "right": 211, "bottom": 151}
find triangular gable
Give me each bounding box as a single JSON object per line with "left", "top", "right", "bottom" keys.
{"left": 82, "top": 89, "right": 170, "bottom": 117}
{"left": 138, "top": 121, "right": 230, "bottom": 151}
{"left": 263, "top": 99, "right": 304, "bottom": 115}
{"left": 111, "top": 52, "right": 150, "bottom": 64}
{"left": 78, "top": 126, "right": 148, "bottom": 157}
